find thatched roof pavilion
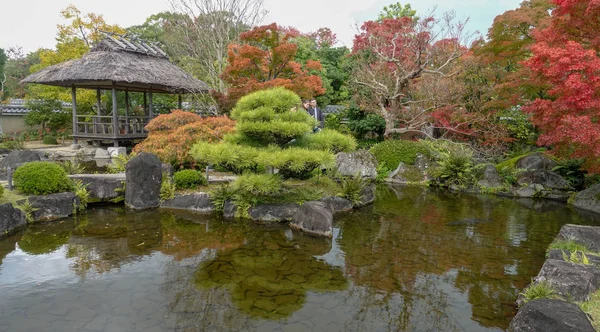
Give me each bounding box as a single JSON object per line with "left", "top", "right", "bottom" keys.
{"left": 22, "top": 34, "right": 209, "bottom": 147}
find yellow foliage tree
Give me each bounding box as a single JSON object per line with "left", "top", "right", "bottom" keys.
{"left": 27, "top": 5, "right": 125, "bottom": 112}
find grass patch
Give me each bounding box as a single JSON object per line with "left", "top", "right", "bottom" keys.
{"left": 0, "top": 189, "right": 28, "bottom": 205}
{"left": 579, "top": 290, "right": 600, "bottom": 331}
{"left": 548, "top": 240, "right": 591, "bottom": 254}
{"left": 519, "top": 280, "right": 561, "bottom": 306}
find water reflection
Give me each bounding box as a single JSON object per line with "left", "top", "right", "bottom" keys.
{"left": 0, "top": 185, "right": 599, "bottom": 331}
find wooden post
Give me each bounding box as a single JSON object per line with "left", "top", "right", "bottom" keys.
{"left": 149, "top": 89, "right": 154, "bottom": 118}
{"left": 125, "top": 89, "right": 130, "bottom": 135}
{"left": 71, "top": 85, "right": 78, "bottom": 144}
{"left": 178, "top": 93, "right": 182, "bottom": 110}
{"left": 112, "top": 82, "right": 119, "bottom": 146}
{"left": 143, "top": 91, "right": 148, "bottom": 116}
{"left": 96, "top": 89, "right": 102, "bottom": 116}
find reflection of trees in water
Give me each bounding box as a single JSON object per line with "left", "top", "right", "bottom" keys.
{"left": 339, "top": 185, "right": 598, "bottom": 330}
{"left": 194, "top": 228, "right": 347, "bottom": 320}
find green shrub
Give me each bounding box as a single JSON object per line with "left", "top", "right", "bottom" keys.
{"left": 0, "top": 137, "right": 25, "bottom": 150}
{"left": 548, "top": 240, "right": 590, "bottom": 253}
{"left": 42, "top": 135, "right": 58, "bottom": 145}
{"left": 370, "top": 140, "right": 430, "bottom": 170}
{"left": 173, "top": 169, "right": 207, "bottom": 189}
{"left": 429, "top": 145, "right": 476, "bottom": 188}
{"left": 293, "top": 129, "right": 357, "bottom": 153}
{"left": 0, "top": 185, "right": 4, "bottom": 198}
{"left": 580, "top": 290, "right": 600, "bottom": 331}
{"left": 256, "top": 147, "right": 335, "bottom": 179}
{"left": 58, "top": 160, "right": 85, "bottom": 175}
{"left": 337, "top": 175, "right": 367, "bottom": 205}
{"left": 13, "top": 161, "right": 73, "bottom": 195}
{"left": 209, "top": 184, "right": 236, "bottom": 212}
{"left": 73, "top": 180, "right": 90, "bottom": 210}
{"left": 160, "top": 176, "right": 176, "bottom": 201}
{"left": 553, "top": 159, "right": 586, "bottom": 191}
{"left": 236, "top": 119, "right": 313, "bottom": 147}
{"left": 191, "top": 142, "right": 260, "bottom": 174}
{"left": 107, "top": 153, "right": 133, "bottom": 174}
{"left": 231, "top": 87, "right": 302, "bottom": 117}
{"left": 231, "top": 174, "right": 284, "bottom": 218}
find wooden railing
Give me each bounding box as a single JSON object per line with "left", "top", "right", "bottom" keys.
{"left": 74, "top": 115, "right": 152, "bottom": 137}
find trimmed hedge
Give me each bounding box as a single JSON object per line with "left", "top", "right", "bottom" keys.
{"left": 370, "top": 140, "right": 430, "bottom": 169}
{"left": 42, "top": 136, "right": 58, "bottom": 145}
{"left": 173, "top": 169, "right": 208, "bottom": 189}
{"left": 13, "top": 161, "right": 73, "bottom": 195}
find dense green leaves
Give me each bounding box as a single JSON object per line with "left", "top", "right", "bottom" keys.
{"left": 13, "top": 162, "right": 73, "bottom": 195}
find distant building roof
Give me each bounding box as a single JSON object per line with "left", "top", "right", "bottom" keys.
{"left": 0, "top": 99, "right": 70, "bottom": 115}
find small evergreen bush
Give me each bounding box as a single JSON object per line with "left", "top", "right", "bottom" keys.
{"left": 160, "top": 176, "right": 176, "bottom": 201}
{"left": 256, "top": 148, "right": 334, "bottom": 179}
{"left": 13, "top": 161, "right": 73, "bottom": 195}
{"left": 429, "top": 145, "right": 476, "bottom": 188}
{"left": 173, "top": 169, "right": 207, "bottom": 189}
{"left": 293, "top": 129, "right": 357, "bottom": 153}
{"left": 191, "top": 142, "right": 260, "bottom": 174}
{"left": 42, "top": 135, "right": 58, "bottom": 145}
{"left": 370, "top": 140, "right": 430, "bottom": 170}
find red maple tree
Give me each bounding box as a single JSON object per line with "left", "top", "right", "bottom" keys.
{"left": 216, "top": 23, "right": 326, "bottom": 111}
{"left": 523, "top": 0, "right": 600, "bottom": 172}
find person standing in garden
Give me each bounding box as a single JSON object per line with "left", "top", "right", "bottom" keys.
{"left": 308, "top": 98, "right": 324, "bottom": 131}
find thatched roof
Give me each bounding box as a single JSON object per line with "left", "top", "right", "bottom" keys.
{"left": 22, "top": 35, "right": 209, "bottom": 94}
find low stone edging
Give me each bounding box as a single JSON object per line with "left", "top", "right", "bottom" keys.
{"left": 18, "top": 192, "right": 80, "bottom": 222}
{"left": 509, "top": 224, "right": 600, "bottom": 331}
{"left": 69, "top": 173, "right": 125, "bottom": 203}
{"left": 161, "top": 193, "right": 215, "bottom": 213}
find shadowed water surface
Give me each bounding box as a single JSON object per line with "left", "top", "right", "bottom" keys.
{"left": 1, "top": 185, "right": 600, "bottom": 331}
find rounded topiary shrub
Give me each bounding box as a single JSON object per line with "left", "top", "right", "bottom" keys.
{"left": 173, "top": 169, "right": 207, "bottom": 189}
{"left": 42, "top": 135, "right": 58, "bottom": 145}
{"left": 370, "top": 140, "right": 430, "bottom": 170}
{"left": 13, "top": 161, "right": 73, "bottom": 195}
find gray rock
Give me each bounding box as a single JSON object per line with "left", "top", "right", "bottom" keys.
{"left": 356, "top": 184, "right": 376, "bottom": 207}
{"left": 516, "top": 185, "right": 541, "bottom": 198}
{"left": 320, "top": 196, "right": 353, "bottom": 213}
{"left": 19, "top": 192, "right": 79, "bottom": 221}
{"left": 223, "top": 200, "right": 237, "bottom": 218}
{"left": 516, "top": 152, "right": 557, "bottom": 171}
{"left": 571, "top": 183, "right": 600, "bottom": 214}
{"left": 290, "top": 201, "right": 333, "bottom": 238}
{"left": 94, "top": 149, "right": 111, "bottom": 159}
{"left": 107, "top": 147, "right": 126, "bottom": 158}
{"left": 0, "top": 203, "right": 26, "bottom": 236}
{"left": 161, "top": 193, "right": 215, "bottom": 213}
{"left": 249, "top": 203, "right": 299, "bottom": 222}
{"left": 508, "top": 299, "right": 594, "bottom": 332}
{"left": 535, "top": 259, "right": 600, "bottom": 302}
{"left": 335, "top": 151, "right": 378, "bottom": 179}
{"left": 125, "top": 152, "right": 162, "bottom": 210}
{"left": 0, "top": 150, "right": 42, "bottom": 169}
{"left": 554, "top": 224, "right": 600, "bottom": 252}
{"left": 389, "top": 162, "right": 426, "bottom": 183}
{"left": 478, "top": 164, "right": 503, "bottom": 188}
{"left": 69, "top": 174, "right": 125, "bottom": 202}
{"left": 70, "top": 144, "right": 81, "bottom": 150}
{"left": 413, "top": 153, "right": 432, "bottom": 172}
{"left": 517, "top": 170, "right": 573, "bottom": 191}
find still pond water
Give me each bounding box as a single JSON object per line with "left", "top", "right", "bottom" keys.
{"left": 1, "top": 185, "right": 600, "bottom": 332}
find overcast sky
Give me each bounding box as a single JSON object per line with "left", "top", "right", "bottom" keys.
{"left": 0, "top": 0, "right": 522, "bottom": 54}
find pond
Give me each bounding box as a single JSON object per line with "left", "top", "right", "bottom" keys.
{"left": 1, "top": 185, "right": 599, "bottom": 332}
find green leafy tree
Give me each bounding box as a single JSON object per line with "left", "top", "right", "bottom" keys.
{"left": 24, "top": 99, "right": 71, "bottom": 132}
{"left": 377, "top": 2, "right": 417, "bottom": 21}
{"left": 0, "top": 47, "right": 41, "bottom": 100}
{"left": 0, "top": 48, "right": 7, "bottom": 97}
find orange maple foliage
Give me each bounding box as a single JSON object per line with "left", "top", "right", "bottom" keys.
{"left": 217, "top": 23, "right": 326, "bottom": 111}
{"left": 133, "top": 110, "right": 235, "bottom": 167}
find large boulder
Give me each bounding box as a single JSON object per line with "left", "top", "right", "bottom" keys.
{"left": 290, "top": 201, "right": 333, "bottom": 238}
{"left": 516, "top": 152, "right": 557, "bottom": 171}
{"left": 249, "top": 203, "right": 300, "bottom": 222}
{"left": 517, "top": 170, "right": 572, "bottom": 191}
{"left": 0, "top": 203, "right": 26, "bottom": 236}
{"left": 0, "top": 150, "right": 42, "bottom": 169}
{"left": 94, "top": 148, "right": 111, "bottom": 159}
{"left": 571, "top": 183, "right": 600, "bottom": 214}
{"left": 19, "top": 192, "right": 79, "bottom": 221}
{"left": 535, "top": 259, "right": 600, "bottom": 302}
{"left": 547, "top": 249, "right": 600, "bottom": 266}
{"left": 125, "top": 152, "right": 162, "bottom": 210}
{"left": 554, "top": 224, "right": 600, "bottom": 252}
{"left": 161, "top": 193, "right": 215, "bottom": 213}
{"left": 509, "top": 299, "right": 594, "bottom": 332}
{"left": 478, "top": 164, "right": 503, "bottom": 188}
{"left": 69, "top": 174, "right": 125, "bottom": 202}
{"left": 335, "top": 151, "right": 378, "bottom": 179}
{"left": 389, "top": 163, "right": 426, "bottom": 184}
{"left": 320, "top": 196, "right": 353, "bottom": 213}
{"left": 223, "top": 200, "right": 237, "bottom": 218}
